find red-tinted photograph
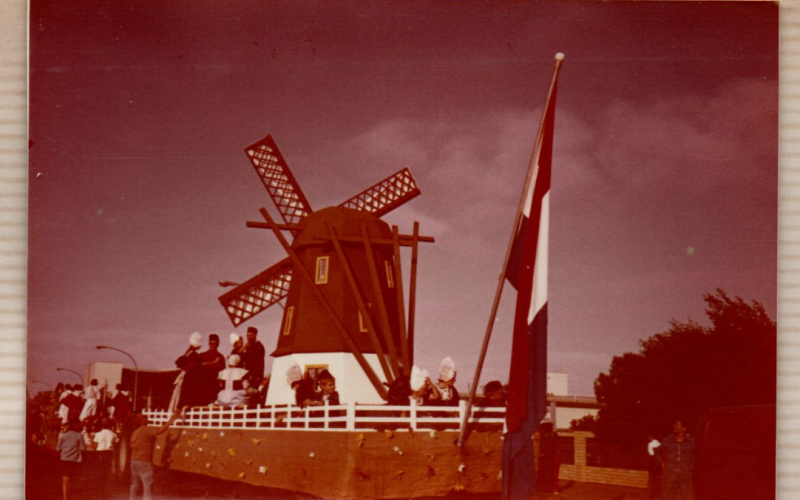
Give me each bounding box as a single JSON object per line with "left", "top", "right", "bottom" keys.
{"left": 26, "top": 2, "right": 777, "bottom": 499}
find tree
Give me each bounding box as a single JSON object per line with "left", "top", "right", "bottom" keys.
{"left": 593, "top": 289, "right": 776, "bottom": 444}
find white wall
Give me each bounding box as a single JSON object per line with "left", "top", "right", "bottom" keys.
{"left": 547, "top": 372, "right": 568, "bottom": 396}
{"left": 266, "top": 353, "right": 389, "bottom": 405}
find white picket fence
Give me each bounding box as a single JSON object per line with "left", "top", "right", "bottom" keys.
{"left": 143, "top": 400, "right": 506, "bottom": 432}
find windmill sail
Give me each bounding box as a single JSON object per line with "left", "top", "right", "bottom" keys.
{"left": 219, "top": 257, "right": 293, "bottom": 326}
{"left": 339, "top": 167, "right": 420, "bottom": 217}
{"left": 244, "top": 135, "right": 313, "bottom": 225}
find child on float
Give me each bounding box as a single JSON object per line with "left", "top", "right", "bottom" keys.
{"left": 308, "top": 369, "right": 340, "bottom": 406}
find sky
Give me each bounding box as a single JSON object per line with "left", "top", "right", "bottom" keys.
{"left": 27, "top": 0, "right": 778, "bottom": 397}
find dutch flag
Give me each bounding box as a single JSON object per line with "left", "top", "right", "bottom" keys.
{"left": 502, "top": 53, "right": 564, "bottom": 500}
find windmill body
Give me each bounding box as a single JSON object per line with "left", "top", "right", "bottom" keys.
{"left": 267, "top": 207, "right": 404, "bottom": 405}
{"left": 219, "top": 134, "right": 430, "bottom": 406}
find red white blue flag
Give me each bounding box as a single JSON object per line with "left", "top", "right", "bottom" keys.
{"left": 502, "top": 53, "right": 563, "bottom": 500}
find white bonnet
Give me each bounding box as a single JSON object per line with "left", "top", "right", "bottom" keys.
{"left": 189, "top": 331, "right": 202, "bottom": 348}
{"left": 286, "top": 362, "right": 302, "bottom": 385}
{"left": 438, "top": 357, "right": 456, "bottom": 382}
{"left": 409, "top": 365, "right": 428, "bottom": 391}
{"left": 230, "top": 333, "right": 241, "bottom": 345}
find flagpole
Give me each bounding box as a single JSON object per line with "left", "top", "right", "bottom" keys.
{"left": 457, "top": 53, "right": 565, "bottom": 448}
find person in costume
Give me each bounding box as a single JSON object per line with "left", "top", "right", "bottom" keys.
{"left": 229, "top": 333, "right": 244, "bottom": 357}
{"left": 217, "top": 354, "right": 249, "bottom": 407}
{"left": 409, "top": 365, "right": 440, "bottom": 406}
{"left": 430, "top": 357, "right": 460, "bottom": 407}
{"left": 241, "top": 326, "right": 266, "bottom": 386}
{"left": 197, "top": 333, "right": 226, "bottom": 405}
{"left": 174, "top": 332, "right": 203, "bottom": 409}
{"left": 286, "top": 362, "right": 315, "bottom": 408}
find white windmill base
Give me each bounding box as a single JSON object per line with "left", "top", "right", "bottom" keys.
{"left": 266, "top": 353, "right": 390, "bottom": 406}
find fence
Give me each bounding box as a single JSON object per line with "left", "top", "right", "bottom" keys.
{"left": 143, "top": 400, "right": 506, "bottom": 432}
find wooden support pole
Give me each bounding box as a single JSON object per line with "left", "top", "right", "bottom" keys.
{"left": 392, "top": 225, "right": 411, "bottom": 375}
{"left": 407, "top": 221, "right": 420, "bottom": 368}
{"left": 258, "top": 208, "right": 388, "bottom": 399}
{"left": 325, "top": 220, "right": 395, "bottom": 384}
{"left": 360, "top": 223, "right": 402, "bottom": 379}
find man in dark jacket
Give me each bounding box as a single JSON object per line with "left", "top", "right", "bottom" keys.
{"left": 660, "top": 420, "right": 695, "bottom": 500}
{"left": 241, "top": 326, "right": 265, "bottom": 385}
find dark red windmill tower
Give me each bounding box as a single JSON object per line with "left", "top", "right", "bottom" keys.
{"left": 218, "top": 135, "right": 433, "bottom": 405}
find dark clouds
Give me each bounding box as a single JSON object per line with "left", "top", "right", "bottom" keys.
{"left": 28, "top": 1, "right": 777, "bottom": 396}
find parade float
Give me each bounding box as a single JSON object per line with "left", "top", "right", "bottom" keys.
{"left": 140, "top": 132, "right": 508, "bottom": 498}
{"left": 141, "top": 53, "right": 564, "bottom": 500}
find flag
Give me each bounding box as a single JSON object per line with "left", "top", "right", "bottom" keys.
{"left": 502, "top": 54, "right": 563, "bottom": 500}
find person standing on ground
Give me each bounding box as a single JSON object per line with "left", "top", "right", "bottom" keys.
{"left": 537, "top": 422, "right": 561, "bottom": 494}
{"left": 93, "top": 419, "right": 120, "bottom": 498}
{"left": 56, "top": 420, "right": 85, "bottom": 500}
{"left": 647, "top": 434, "right": 662, "bottom": 499}
{"left": 660, "top": 420, "right": 695, "bottom": 500}
{"left": 129, "top": 413, "right": 180, "bottom": 500}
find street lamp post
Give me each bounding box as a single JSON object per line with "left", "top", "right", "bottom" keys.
{"left": 56, "top": 367, "right": 84, "bottom": 386}
{"left": 96, "top": 345, "right": 139, "bottom": 412}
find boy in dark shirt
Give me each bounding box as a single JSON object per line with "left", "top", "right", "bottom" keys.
{"left": 308, "top": 369, "right": 340, "bottom": 406}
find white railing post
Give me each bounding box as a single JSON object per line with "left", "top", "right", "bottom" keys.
{"left": 459, "top": 399, "right": 467, "bottom": 426}
{"left": 323, "top": 402, "right": 329, "bottom": 429}
{"left": 410, "top": 400, "right": 418, "bottom": 430}
{"left": 346, "top": 401, "right": 356, "bottom": 431}
{"left": 304, "top": 407, "right": 310, "bottom": 429}
{"left": 287, "top": 404, "right": 293, "bottom": 428}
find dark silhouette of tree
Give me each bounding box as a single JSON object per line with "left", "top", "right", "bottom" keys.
{"left": 593, "top": 289, "right": 776, "bottom": 443}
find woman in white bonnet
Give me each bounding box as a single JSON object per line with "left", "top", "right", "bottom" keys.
{"left": 409, "top": 365, "right": 440, "bottom": 405}
{"left": 229, "top": 333, "right": 244, "bottom": 357}
{"left": 431, "top": 357, "right": 460, "bottom": 407}
{"left": 172, "top": 331, "right": 204, "bottom": 410}
{"left": 217, "top": 354, "right": 249, "bottom": 407}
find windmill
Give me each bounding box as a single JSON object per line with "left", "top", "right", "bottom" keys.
{"left": 218, "top": 135, "right": 433, "bottom": 404}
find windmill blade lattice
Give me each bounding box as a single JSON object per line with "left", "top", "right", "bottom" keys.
{"left": 219, "top": 257, "right": 293, "bottom": 326}
{"left": 338, "top": 167, "right": 421, "bottom": 218}
{"left": 244, "top": 135, "right": 313, "bottom": 225}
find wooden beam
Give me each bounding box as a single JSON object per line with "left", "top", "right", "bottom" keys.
{"left": 360, "top": 223, "right": 401, "bottom": 379}
{"left": 392, "top": 225, "right": 411, "bottom": 374}
{"left": 312, "top": 233, "right": 434, "bottom": 246}
{"left": 246, "top": 220, "right": 302, "bottom": 232}
{"left": 325, "top": 220, "right": 395, "bottom": 385}
{"left": 407, "top": 221, "right": 420, "bottom": 368}
{"left": 258, "top": 208, "right": 388, "bottom": 399}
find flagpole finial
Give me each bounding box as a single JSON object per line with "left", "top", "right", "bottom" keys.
{"left": 555, "top": 52, "right": 565, "bottom": 61}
